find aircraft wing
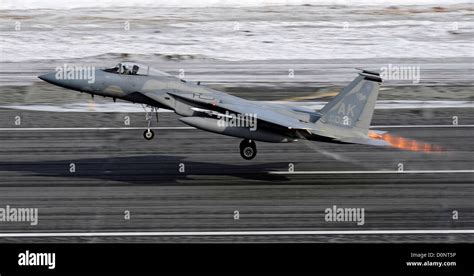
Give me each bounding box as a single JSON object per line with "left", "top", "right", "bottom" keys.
{"left": 206, "top": 101, "right": 365, "bottom": 141}
{"left": 218, "top": 102, "right": 314, "bottom": 130}
{"left": 154, "top": 90, "right": 316, "bottom": 131}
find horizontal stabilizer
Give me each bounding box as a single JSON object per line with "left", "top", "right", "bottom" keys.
{"left": 370, "top": 130, "right": 387, "bottom": 135}
{"left": 337, "top": 137, "right": 391, "bottom": 146}
{"left": 355, "top": 68, "right": 380, "bottom": 76}
{"left": 359, "top": 72, "right": 382, "bottom": 82}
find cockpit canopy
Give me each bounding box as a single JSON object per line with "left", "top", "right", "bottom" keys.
{"left": 103, "top": 62, "right": 173, "bottom": 77}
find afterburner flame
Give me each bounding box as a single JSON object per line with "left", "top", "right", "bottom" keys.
{"left": 368, "top": 131, "right": 443, "bottom": 152}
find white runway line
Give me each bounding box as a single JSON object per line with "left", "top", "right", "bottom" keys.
{"left": 0, "top": 127, "right": 194, "bottom": 131}
{"left": 0, "top": 229, "right": 473, "bottom": 237}
{"left": 0, "top": 125, "right": 473, "bottom": 131}
{"left": 269, "top": 170, "right": 474, "bottom": 175}
{"left": 1, "top": 100, "right": 473, "bottom": 112}
{"left": 372, "top": 125, "right": 474, "bottom": 128}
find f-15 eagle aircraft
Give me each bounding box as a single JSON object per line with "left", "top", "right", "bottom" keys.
{"left": 39, "top": 62, "right": 389, "bottom": 160}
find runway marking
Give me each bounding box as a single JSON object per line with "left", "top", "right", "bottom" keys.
{"left": 0, "top": 229, "right": 473, "bottom": 237}
{"left": 0, "top": 125, "right": 473, "bottom": 131}
{"left": 0, "top": 127, "right": 194, "bottom": 131}
{"left": 372, "top": 125, "right": 474, "bottom": 128}
{"left": 269, "top": 170, "right": 474, "bottom": 175}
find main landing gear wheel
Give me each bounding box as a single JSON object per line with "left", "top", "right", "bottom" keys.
{"left": 143, "top": 129, "right": 155, "bottom": 140}
{"left": 240, "top": 139, "right": 257, "bottom": 160}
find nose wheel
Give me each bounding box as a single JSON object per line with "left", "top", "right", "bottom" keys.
{"left": 240, "top": 139, "right": 257, "bottom": 160}
{"left": 143, "top": 129, "right": 154, "bottom": 140}
{"left": 142, "top": 104, "right": 159, "bottom": 140}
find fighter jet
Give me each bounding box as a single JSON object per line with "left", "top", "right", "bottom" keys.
{"left": 39, "top": 62, "right": 389, "bottom": 160}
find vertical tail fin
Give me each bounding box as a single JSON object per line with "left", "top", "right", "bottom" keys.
{"left": 315, "top": 70, "right": 382, "bottom": 138}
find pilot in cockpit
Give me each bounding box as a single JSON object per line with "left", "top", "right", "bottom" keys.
{"left": 105, "top": 63, "right": 140, "bottom": 75}
{"left": 132, "top": 65, "right": 139, "bottom": 75}
{"left": 122, "top": 64, "right": 130, "bottom": 74}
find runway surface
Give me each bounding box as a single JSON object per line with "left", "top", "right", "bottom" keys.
{"left": 0, "top": 107, "right": 472, "bottom": 242}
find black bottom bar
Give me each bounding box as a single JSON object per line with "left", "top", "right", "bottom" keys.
{"left": 0, "top": 243, "right": 472, "bottom": 274}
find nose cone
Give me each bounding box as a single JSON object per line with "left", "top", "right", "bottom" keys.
{"left": 38, "top": 72, "right": 57, "bottom": 84}
{"left": 38, "top": 71, "right": 88, "bottom": 92}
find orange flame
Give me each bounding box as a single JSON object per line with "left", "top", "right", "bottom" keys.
{"left": 368, "top": 131, "right": 444, "bottom": 152}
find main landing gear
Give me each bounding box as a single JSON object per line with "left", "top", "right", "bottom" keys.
{"left": 142, "top": 105, "right": 159, "bottom": 140}
{"left": 240, "top": 139, "right": 257, "bottom": 160}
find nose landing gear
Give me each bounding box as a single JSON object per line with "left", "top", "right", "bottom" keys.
{"left": 240, "top": 139, "right": 257, "bottom": 160}
{"left": 142, "top": 104, "right": 159, "bottom": 140}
